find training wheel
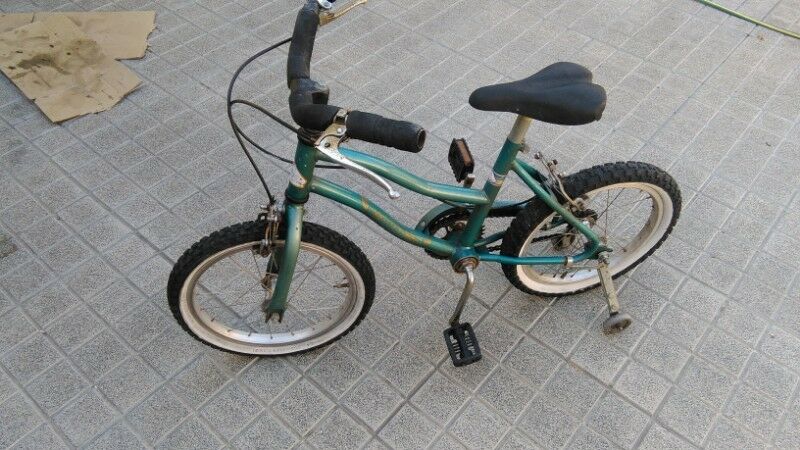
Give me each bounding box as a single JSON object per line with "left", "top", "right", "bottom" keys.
{"left": 602, "top": 313, "right": 632, "bottom": 334}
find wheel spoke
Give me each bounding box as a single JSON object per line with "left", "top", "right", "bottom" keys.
{"left": 295, "top": 305, "right": 343, "bottom": 313}
{"left": 293, "top": 263, "right": 336, "bottom": 275}
{"left": 291, "top": 255, "right": 323, "bottom": 297}
{"left": 615, "top": 194, "right": 652, "bottom": 210}
{"left": 518, "top": 178, "right": 674, "bottom": 295}
{"left": 197, "top": 281, "right": 255, "bottom": 311}
{"left": 177, "top": 219, "right": 371, "bottom": 355}
{"left": 594, "top": 188, "right": 625, "bottom": 223}
{"left": 604, "top": 189, "right": 611, "bottom": 243}
{"left": 203, "top": 296, "right": 259, "bottom": 311}
{"left": 227, "top": 254, "right": 262, "bottom": 284}
{"left": 251, "top": 251, "right": 264, "bottom": 280}
{"left": 202, "top": 287, "right": 261, "bottom": 334}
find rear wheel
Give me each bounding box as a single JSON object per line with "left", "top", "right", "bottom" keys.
{"left": 501, "top": 162, "right": 681, "bottom": 296}
{"left": 167, "top": 220, "right": 374, "bottom": 355}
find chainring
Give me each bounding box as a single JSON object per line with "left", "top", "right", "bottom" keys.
{"left": 422, "top": 204, "right": 526, "bottom": 259}
{"left": 423, "top": 209, "right": 479, "bottom": 259}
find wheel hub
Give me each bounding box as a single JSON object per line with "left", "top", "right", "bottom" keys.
{"left": 551, "top": 208, "right": 597, "bottom": 250}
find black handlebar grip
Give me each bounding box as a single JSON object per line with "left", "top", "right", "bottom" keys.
{"left": 287, "top": 0, "right": 320, "bottom": 87}
{"left": 346, "top": 111, "right": 427, "bottom": 153}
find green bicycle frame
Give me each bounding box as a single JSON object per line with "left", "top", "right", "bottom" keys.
{"left": 268, "top": 116, "right": 604, "bottom": 312}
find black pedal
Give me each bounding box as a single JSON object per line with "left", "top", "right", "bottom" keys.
{"left": 448, "top": 138, "right": 474, "bottom": 183}
{"left": 443, "top": 322, "right": 482, "bottom": 367}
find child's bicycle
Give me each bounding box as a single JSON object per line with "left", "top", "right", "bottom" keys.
{"left": 168, "top": 0, "right": 681, "bottom": 367}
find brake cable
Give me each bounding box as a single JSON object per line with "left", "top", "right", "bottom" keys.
{"left": 227, "top": 37, "right": 343, "bottom": 205}
{"left": 693, "top": 0, "right": 800, "bottom": 40}
{"left": 232, "top": 0, "right": 799, "bottom": 205}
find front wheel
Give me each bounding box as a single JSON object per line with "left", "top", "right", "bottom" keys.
{"left": 501, "top": 161, "right": 681, "bottom": 296}
{"left": 167, "top": 220, "right": 375, "bottom": 356}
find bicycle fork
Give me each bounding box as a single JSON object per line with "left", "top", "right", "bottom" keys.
{"left": 263, "top": 203, "right": 304, "bottom": 322}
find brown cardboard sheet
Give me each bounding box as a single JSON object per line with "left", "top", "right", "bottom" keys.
{"left": 0, "top": 13, "right": 33, "bottom": 33}
{"left": 0, "top": 11, "right": 155, "bottom": 59}
{"left": 0, "top": 15, "right": 141, "bottom": 122}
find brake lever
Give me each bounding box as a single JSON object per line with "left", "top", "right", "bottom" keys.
{"left": 319, "top": 0, "right": 368, "bottom": 26}
{"left": 316, "top": 134, "right": 400, "bottom": 199}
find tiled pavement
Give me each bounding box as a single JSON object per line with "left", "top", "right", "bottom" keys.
{"left": 2, "top": 0, "right": 800, "bottom": 448}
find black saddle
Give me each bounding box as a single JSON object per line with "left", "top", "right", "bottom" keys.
{"left": 469, "top": 62, "right": 606, "bottom": 126}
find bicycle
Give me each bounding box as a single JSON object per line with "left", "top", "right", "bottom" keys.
{"left": 168, "top": 0, "right": 681, "bottom": 367}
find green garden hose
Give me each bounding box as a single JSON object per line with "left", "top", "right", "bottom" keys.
{"left": 693, "top": 0, "right": 800, "bottom": 39}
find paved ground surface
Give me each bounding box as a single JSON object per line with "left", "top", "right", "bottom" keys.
{"left": 2, "top": 0, "right": 800, "bottom": 448}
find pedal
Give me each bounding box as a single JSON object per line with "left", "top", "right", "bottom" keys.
{"left": 444, "top": 322, "right": 482, "bottom": 367}
{"left": 448, "top": 138, "right": 474, "bottom": 183}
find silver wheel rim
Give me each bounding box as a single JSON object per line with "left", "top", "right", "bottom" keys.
{"left": 515, "top": 182, "right": 673, "bottom": 294}
{"left": 179, "top": 240, "right": 365, "bottom": 355}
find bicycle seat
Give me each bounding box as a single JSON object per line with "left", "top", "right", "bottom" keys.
{"left": 468, "top": 62, "right": 606, "bottom": 126}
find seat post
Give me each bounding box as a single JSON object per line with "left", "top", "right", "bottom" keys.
{"left": 508, "top": 115, "right": 532, "bottom": 144}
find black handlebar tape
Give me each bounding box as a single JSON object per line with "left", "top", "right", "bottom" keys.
{"left": 289, "top": 101, "right": 341, "bottom": 131}
{"left": 286, "top": 0, "right": 320, "bottom": 87}
{"left": 289, "top": 78, "right": 338, "bottom": 130}
{"left": 346, "top": 111, "right": 427, "bottom": 153}
{"left": 285, "top": 0, "right": 426, "bottom": 148}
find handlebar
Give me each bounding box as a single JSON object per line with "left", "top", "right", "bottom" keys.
{"left": 287, "top": 0, "right": 426, "bottom": 153}
{"left": 286, "top": 0, "right": 320, "bottom": 87}
{"left": 345, "top": 111, "right": 426, "bottom": 154}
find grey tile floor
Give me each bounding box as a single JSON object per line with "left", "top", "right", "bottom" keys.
{"left": 2, "top": 0, "right": 800, "bottom": 448}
